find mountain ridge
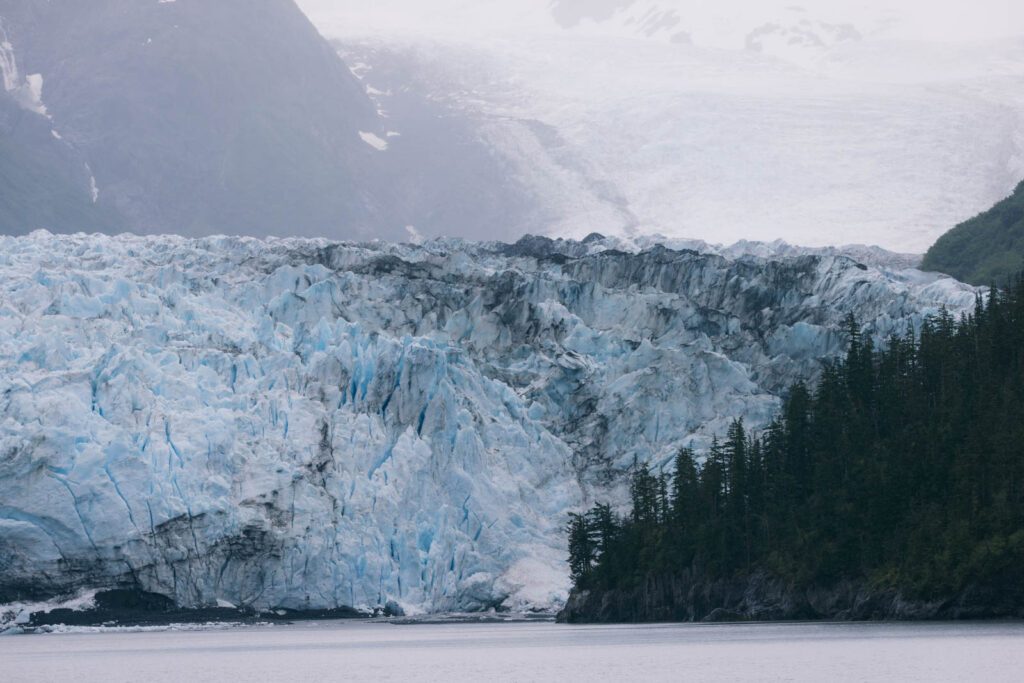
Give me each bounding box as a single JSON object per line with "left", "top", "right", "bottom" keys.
{"left": 0, "top": 0, "right": 544, "bottom": 242}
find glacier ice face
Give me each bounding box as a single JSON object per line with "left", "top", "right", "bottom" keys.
{"left": 0, "top": 231, "right": 977, "bottom": 613}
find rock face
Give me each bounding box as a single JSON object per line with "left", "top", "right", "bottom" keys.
{"left": 0, "top": 13, "right": 123, "bottom": 234}
{"left": 0, "top": 0, "right": 538, "bottom": 242}
{"left": 557, "top": 571, "right": 1024, "bottom": 623}
{"left": 0, "top": 0, "right": 381, "bottom": 237}
{"left": 0, "top": 232, "right": 975, "bottom": 613}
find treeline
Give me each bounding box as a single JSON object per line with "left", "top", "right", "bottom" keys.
{"left": 923, "top": 180, "right": 1024, "bottom": 286}
{"left": 569, "top": 277, "right": 1024, "bottom": 598}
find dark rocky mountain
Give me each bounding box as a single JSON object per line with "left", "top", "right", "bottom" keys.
{"left": 923, "top": 181, "right": 1024, "bottom": 286}
{"left": 0, "top": 86, "right": 123, "bottom": 233}
{"left": 0, "top": 0, "right": 371, "bottom": 236}
{"left": 0, "top": 0, "right": 537, "bottom": 241}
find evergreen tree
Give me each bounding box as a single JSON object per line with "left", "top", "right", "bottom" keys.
{"left": 567, "top": 513, "right": 594, "bottom": 587}
{"left": 569, "top": 276, "right": 1024, "bottom": 601}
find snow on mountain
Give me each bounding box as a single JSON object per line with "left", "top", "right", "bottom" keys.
{"left": 0, "top": 232, "right": 975, "bottom": 613}
{"left": 0, "top": 10, "right": 119, "bottom": 235}
{"left": 0, "top": 18, "right": 46, "bottom": 116}
{"left": 302, "top": 0, "right": 1024, "bottom": 253}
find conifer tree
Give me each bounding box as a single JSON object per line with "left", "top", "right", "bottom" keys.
{"left": 568, "top": 274, "right": 1024, "bottom": 603}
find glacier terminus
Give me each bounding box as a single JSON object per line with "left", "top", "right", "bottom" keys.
{"left": 0, "top": 231, "right": 976, "bottom": 616}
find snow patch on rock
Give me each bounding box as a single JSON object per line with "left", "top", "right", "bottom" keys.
{"left": 359, "top": 131, "right": 389, "bottom": 151}
{"left": 0, "top": 22, "right": 49, "bottom": 117}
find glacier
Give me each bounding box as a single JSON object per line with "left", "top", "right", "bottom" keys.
{"left": 0, "top": 231, "right": 977, "bottom": 614}
{"left": 308, "top": 1, "right": 1024, "bottom": 252}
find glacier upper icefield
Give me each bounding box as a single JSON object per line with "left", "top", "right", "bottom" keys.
{"left": 306, "top": 0, "right": 1024, "bottom": 252}
{"left": 0, "top": 232, "right": 976, "bottom": 612}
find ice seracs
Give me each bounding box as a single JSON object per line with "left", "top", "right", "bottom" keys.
{"left": 0, "top": 232, "right": 977, "bottom": 614}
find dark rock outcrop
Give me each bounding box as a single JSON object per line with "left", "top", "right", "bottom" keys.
{"left": 557, "top": 570, "right": 1024, "bottom": 623}
{"left": 20, "top": 588, "right": 371, "bottom": 630}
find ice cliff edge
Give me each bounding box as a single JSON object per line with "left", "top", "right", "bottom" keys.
{"left": 0, "top": 232, "right": 975, "bottom": 614}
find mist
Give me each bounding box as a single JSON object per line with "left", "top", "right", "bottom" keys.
{"left": 297, "top": 0, "right": 1024, "bottom": 251}
{"left": 2, "top": 0, "right": 1022, "bottom": 249}
{"left": 298, "top": 0, "right": 1024, "bottom": 44}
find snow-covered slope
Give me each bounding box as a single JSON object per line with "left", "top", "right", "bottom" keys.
{"left": 301, "top": 0, "right": 1024, "bottom": 46}
{"left": 303, "top": 0, "right": 1024, "bottom": 252}
{"left": 0, "top": 232, "right": 975, "bottom": 613}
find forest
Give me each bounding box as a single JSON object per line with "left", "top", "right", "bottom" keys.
{"left": 569, "top": 277, "right": 1024, "bottom": 601}
{"left": 923, "top": 181, "right": 1024, "bottom": 286}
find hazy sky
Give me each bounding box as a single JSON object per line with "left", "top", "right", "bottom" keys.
{"left": 298, "top": 0, "right": 1024, "bottom": 44}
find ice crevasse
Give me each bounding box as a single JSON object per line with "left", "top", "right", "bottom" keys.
{"left": 0, "top": 231, "right": 977, "bottom": 613}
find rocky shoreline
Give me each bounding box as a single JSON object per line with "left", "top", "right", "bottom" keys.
{"left": 2, "top": 589, "right": 401, "bottom": 633}
{"left": 557, "top": 571, "right": 1024, "bottom": 623}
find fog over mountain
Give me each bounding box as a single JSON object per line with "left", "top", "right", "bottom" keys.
{"left": 301, "top": 0, "right": 1024, "bottom": 252}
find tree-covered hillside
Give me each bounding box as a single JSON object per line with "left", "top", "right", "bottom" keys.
{"left": 923, "top": 182, "right": 1024, "bottom": 286}
{"left": 568, "top": 279, "right": 1024, "bottom": 614}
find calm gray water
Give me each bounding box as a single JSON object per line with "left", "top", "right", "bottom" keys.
{"left": 3, "top": 620, "right": 1024, "bottom": 682}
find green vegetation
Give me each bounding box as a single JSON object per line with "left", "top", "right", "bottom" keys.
{"left": 923, "top": 181, "right": 1024, "bottom": 286}
{"left": 569, "top": 279, "right": 1024, "bottom": 600}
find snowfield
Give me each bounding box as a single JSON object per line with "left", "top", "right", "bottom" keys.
{"left": 0, "top": 232, "right": 976, "bottom": 613}
{"left": 304, "top": 0, "right": 1024, "bottom": 252}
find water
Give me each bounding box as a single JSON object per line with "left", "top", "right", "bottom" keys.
{"left": 3, "top": 620, "right": 1024, "bottom": 682}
